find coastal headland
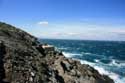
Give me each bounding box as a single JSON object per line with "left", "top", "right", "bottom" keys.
{"left": 0, "top": 22, "right": 114, "bottom": 83}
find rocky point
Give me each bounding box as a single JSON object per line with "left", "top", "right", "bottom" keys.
{"left": 0, "top": 22, "right": 114, "bottom": 83}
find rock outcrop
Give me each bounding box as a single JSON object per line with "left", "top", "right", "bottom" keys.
{"left": 0, "top": 22, "right": 114, "bottom": 83}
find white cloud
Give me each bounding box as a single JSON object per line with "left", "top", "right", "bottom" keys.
{"left": 37, "top": 21, "right": 48, "bottom": 26}
{"left": 51, "top": 32, "right": 78, "bottom": 36}
{"left": 66, "top": 32, "right": 78, "bottom": 35}
{"left": 31, "top": 22, "right": 125, "bottom": 41}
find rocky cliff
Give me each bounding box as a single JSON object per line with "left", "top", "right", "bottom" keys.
{"left": 0, "top": 22, "right": 114, "bottom": 83}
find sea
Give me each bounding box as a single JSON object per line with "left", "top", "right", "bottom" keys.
{"left": 39, "top": 39, "right": 125, "bottom": 83}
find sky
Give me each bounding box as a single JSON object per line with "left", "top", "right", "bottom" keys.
{"left": 0, "top": 0, "right": 125, "bottom": 41}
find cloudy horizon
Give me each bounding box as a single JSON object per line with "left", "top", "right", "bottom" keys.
{"left": 0, "top": 0, "right": 125, "bottom": 41}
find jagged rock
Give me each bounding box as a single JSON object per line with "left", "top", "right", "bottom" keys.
{"left": 0, "top": 22, "right": 114, "bottom": 83}
{"left": 60, "top": 60, "right": 72, "bottom": 72}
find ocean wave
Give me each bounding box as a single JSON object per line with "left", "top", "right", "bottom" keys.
{"left": 109, "top": 59, "right": 125, "bottom": 67}
{"left": 94, "top": 59, "right": 100, "bottom": 63}
{"left": 58, "top": 47, "right": 69, "bottom": 50}
{"left": 63, "top": 52, "right": 125, "bottom": 83}
{"left": 93, "top": 66, "right": 125, "bottom": 83}
{"left": 80, "top": 60, "right": 125, "bottom": 83}
{"left": 81, "top": 52, "right": 106, "bottom": 59}
{"left": 62, "top": 52, "right": 82, "bottom": 58}
{"left": 81, "top": 52, "right": 92, "bottom": 55}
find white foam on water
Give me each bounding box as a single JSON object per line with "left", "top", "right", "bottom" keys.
{"left": 80, "top": 60, "right": 125, "bottom": 83}
{"left": 63, "top": 52, "right": 125, "bottom": 83}
{"left": 94, "top": 59, "right": 100, "bottom": 63}
{"left": 109, "top": 59, "right": 125, "bottom": 67}
{"left": 62, "top": 52, "right": 72, "bottom": 58}
{"left": 62, "top": 52, "right": 82, "bottom": 58}
{"left": 80, "top": 60, "right": 95, "bottom": 65}
{"left": 59, "top": 47, "right": 68, "bottom": 50}
{"left": 83, "top": 52, "right": 92, "bottom": 55}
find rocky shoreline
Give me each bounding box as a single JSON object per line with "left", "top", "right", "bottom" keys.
{"left": 0, "top": 22, "right": 114, "bottom": 83}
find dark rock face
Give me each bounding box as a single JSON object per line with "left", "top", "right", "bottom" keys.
{"left": 0, "top": 22, "right": 45, "bottom": 83}
{"left": 0, "top": 22, "right": 114, "bottom": 83}
{"left": 0, "top": 41, "right": 8, "bottom": 83}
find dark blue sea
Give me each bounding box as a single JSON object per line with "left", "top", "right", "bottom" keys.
{"left": 40, "top": 39, "right": 125, "bottom": 83}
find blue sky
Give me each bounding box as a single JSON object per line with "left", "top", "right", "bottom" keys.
{"left": 0, "top": 0, "right": 125, "bottom": 41}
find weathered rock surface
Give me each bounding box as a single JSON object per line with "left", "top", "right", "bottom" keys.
{"left": 0, "top": 22, "right": 114, "bottom": 83}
